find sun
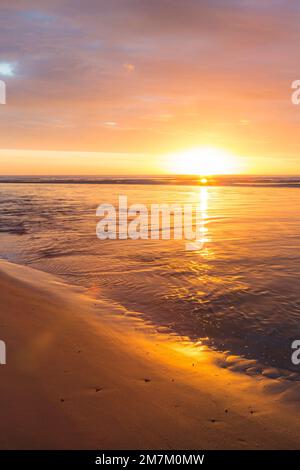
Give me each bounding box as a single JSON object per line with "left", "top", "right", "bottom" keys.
{"left": 167, "top": 146, "right": 240, "bottom": 176}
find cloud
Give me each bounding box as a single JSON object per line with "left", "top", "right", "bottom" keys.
{"left": 123, "top": 63, "right": 135, "bottom": 73}
{"left": 0, "top": 0, "right": 300, "bottom": 161}
{"left": 0, "top": 62, "right": 15, "bottom": 76}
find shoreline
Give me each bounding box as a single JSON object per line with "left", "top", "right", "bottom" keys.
{"left": 0, "top": 259, "right": 300, "bottom": 449}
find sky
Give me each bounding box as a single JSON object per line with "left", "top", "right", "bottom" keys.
{"left": 0, "top": 0, "right": 300, "bottom": 175}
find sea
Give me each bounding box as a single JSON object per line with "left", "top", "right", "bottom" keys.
{"left": 1, "top": 175, "right": 300, "bottom": 380}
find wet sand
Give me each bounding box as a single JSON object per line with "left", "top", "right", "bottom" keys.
{"left": 0, "top": 259, "right": 300, "bottom": 449}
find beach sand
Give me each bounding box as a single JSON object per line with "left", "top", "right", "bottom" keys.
{"left": 0, "top": 258, "right": 300, "bottom": 449}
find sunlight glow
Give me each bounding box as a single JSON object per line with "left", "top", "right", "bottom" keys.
{"left": 0, "top": 62, "right": 15, "bottom": 77}
{"left": 168, "top": 146, "right": 240, "bottom": 176}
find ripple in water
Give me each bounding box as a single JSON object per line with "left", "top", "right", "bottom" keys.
{"left": 1, "top": 181, "right": 300, "bottom": 381}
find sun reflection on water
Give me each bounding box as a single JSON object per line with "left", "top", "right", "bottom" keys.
{"left": 197, "top": 186, "right": 209, "bottom": 246}
{"left": 188, "top": 186, "right": 215, "bottom": 258}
